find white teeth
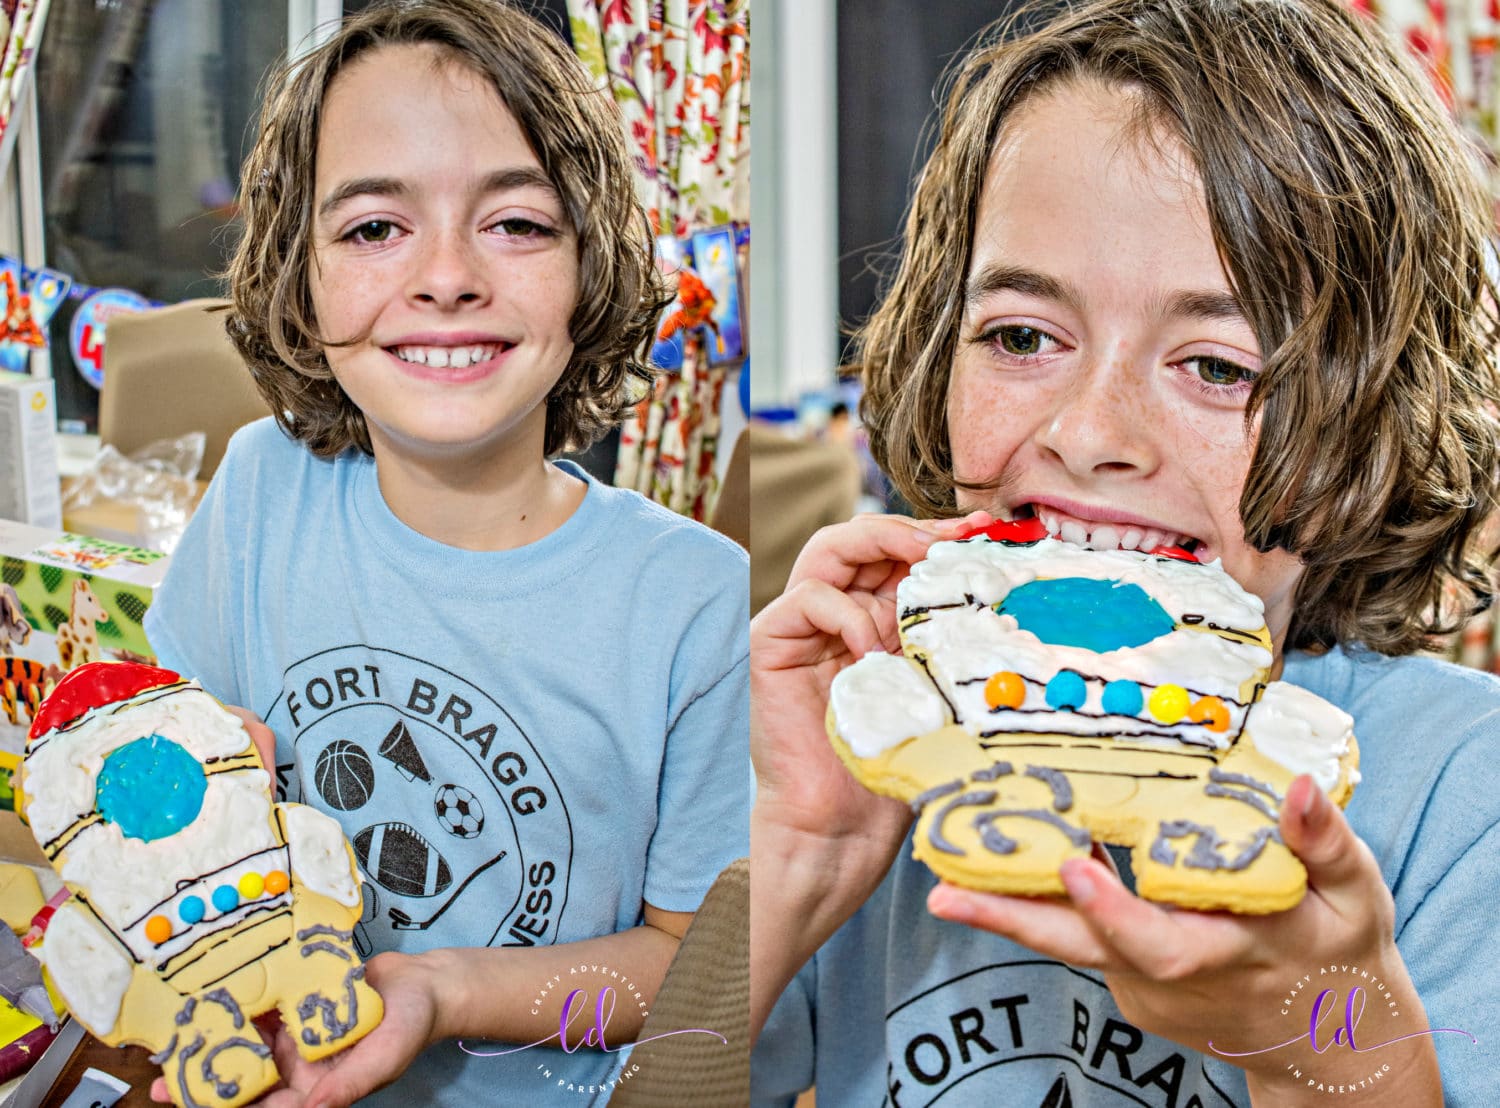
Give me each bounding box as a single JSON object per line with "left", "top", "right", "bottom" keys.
{"left": 1038, "top": 509, "right": 1062, "bottom": 538}
{"left": 1059, "top": 520, "right": 1088, "bottom": 545}
{"left": 1140, "top": 529, "right": 1166, "bottom": 552}
{"left": 394, "top": 344, "right": 499, "bottom": 368}
{"left": 1120, "top": 528, "right": 1143, "bottom": 551}
{"left": 1088, "top": 525, "right": 1119, "bottom": 552}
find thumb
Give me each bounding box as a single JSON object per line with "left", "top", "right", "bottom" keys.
{"left": 1280, "top": 774, "right": 1372, "bottom": 895}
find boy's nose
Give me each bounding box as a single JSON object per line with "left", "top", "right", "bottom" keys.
{"left": 407, "top": 231, "right": 492, "bottom": 309}
{"left": 1033, "top": 359, "right": 1158, "bottom": 477}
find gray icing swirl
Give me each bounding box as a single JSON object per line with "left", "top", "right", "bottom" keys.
{"left": 1024, "top": 765, "right": 1073, "bottom": 811}
{"left": 1208, "top": 767, "right": 1282, "bottom": 801}
{"left": 972, "top": 761, "right": 1014, "bottom": 782}
{"left": 926, "top": 790, "right": 998, "bottom": 855}
{"left": 911, "top": 779, "right": 963, "bottom": 813}
{"left": 1150, "top": 819, "right": 1282, "bottom": 871}
{"left": 973, "top": 808, "right": 1092, "bottom": 854}
{"left": 1204, "top": 782, "right": 1279, "bottom": 822}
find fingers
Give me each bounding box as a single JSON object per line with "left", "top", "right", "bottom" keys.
{"left": 1281, "top": 775, "right": 1386, "bottom": 919}
{"left": 226, "top": 704, "right": 278, "bottom": 773}
{"left": 787, "top": 512, "right": 990, "bottom": 594}
{"left": 753, "top": 579, "right": 890, "bottom": 667}
{"left": 927, "top": 882, "right": 1115, "bottom": 969}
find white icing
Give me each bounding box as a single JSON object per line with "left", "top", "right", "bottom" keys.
{"left": 57, "top": 771, "right": 279, "bottom": 933}
{"left": 901, "top": 537, "right": 1266, "bottom": 631}
{"left": 24, "top": 682, "right": 255, "bottom": 844}
{"left": 42, "top": 900, "right": 133, "bottom": 1035}
{"left": 830, "top": 651, "right": 951, "bottom": 757}
{"left": 283, "top": 804, "right": 361, "bottom": 907}
{"left": 1244, "top": 681, "right": 1354, "bottom": 791}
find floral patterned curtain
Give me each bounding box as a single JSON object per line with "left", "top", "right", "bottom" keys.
{"left": 0, "top": 0, "right": 52, "bottom": 175}
{"left": 568, "top": 0, "right": 750, "bottom": 520}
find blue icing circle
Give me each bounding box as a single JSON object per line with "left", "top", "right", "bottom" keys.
{"left": 1045, "top": 670, "right": 1088, "bottom": 710}
{"left": 212, "top": 885, "right": 240, "bottom": 913}
{"left": 1101, "top": 679, "right": 1144, "bottom": 716}
{"left": 95, "top": 736, "right": 206, "bottom": 842}
{"left": 179, "top": 896, "right": 205, "bottom": 924}
{"left": 997, "top": 577, "right": 1175, "bottom": 653}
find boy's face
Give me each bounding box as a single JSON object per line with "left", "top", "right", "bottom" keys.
{"left": 947, "top": 79, "right": 1304, "bottom": 655}
{"left": 308, "top": 44, "right": 578, "bottom": 468}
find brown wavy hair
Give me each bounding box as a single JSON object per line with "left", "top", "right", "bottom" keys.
{"left": 858, "top": 0, "right": 1500, "bottom": 655}
{"left": 225, "top": 0, "right": 670, "bottom": 458}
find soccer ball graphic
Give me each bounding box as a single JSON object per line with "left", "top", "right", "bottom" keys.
{"left": 433, "top": 784, "right": 484, "bottom": 839}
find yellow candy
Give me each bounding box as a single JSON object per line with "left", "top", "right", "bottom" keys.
{"left": 984, "top": 671, "right": 1027, "bottom": 710}
{"left": 1148, "top": 684, "right": 1190, "bottom": 724}
{"left": 238, "top": 872, "right": 266, "bottom": 899}
{"left": 145, "top": 915, "right": 172, "bottom": 944}
{"left": 1188, "top": 695, "right": 1230, "bottom": 732}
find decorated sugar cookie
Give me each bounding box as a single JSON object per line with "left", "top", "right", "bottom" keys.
{"left": 18, "top": 661, "right": 382, "bottom": 1108}
{"left": 828, "top": 519, "right": 1360, "bottom": 914}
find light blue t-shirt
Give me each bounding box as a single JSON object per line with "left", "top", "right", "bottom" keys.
{"left": 753, "top": 646, "right": 1500, "bottom": 1106}
{"left": 146, "top": 418, "right": 750, "bottom": 1106}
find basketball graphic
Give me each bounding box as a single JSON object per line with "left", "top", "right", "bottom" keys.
{"left": 434, "top": 783, "right": 484, "bottom": 839}
{"left": 314, "top": 740, "right": 375, "bottom": 811}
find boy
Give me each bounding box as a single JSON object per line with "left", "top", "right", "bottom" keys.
{"left": 751, "top": 0, "right": 1499, "bottom": 1103}
{"left": 145, "top": 2, "right": 749, "bottom": 1105}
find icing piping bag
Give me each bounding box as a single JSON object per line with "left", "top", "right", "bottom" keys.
{"left": 0, "top": 926, "right": 56, "bottom": 1030}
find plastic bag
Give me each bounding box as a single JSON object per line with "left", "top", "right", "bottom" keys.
{"left": 60, "top": 433, "right": 206, "bottom": 554}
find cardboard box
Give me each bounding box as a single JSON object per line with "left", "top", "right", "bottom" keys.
{"left": 0, "top": 521, "right": 168, "bottom": 804}
{"left": 0, "top": 376, "right": 61, "bottom": 531}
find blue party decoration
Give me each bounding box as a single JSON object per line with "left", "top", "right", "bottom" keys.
{"left": 95, "top": 735, "right": 206, "bottom": 842}
{"left": 1101, "top": 679, "right": 1145, "bottom": 716}
{"left": 1045, "top": 670, "right": 1088, "bottom": 710}
{"left": 998, "top": 577, "right": 1175, "bottom": 653}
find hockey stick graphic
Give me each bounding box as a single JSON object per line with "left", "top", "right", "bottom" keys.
{"left": 387, "top": 851, "right": 506, "bottom": 930}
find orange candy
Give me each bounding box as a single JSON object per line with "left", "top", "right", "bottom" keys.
{"left": 145, "top": 915, "right": 172, "bottom": 944}
{"left": 1188, "top": 695, "right": 1230, "bottom": 731}
{"left": 984, "top": 671, "right": 1026, "bottom": 710}
{"left": 264, "top": 870, "right": 290, "bottom": 896}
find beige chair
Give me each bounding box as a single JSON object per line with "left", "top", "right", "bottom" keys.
{"left": 609, "top": 857, "right": 748, "bottom": 1106}
{"left": 99, "top": 297, "right": 271, "bottom": 481}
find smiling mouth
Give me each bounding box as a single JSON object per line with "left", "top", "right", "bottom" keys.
{"left": 387, "top": 342, "right": 511, "bottom": 369}
{"left": 1006, "top": 502, "right": 1207, "bottom": 560}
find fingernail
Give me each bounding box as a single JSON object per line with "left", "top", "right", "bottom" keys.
{"left": 1061, "top": 861, "right": 1097, "bottom": 906}
{"left": 928, "top": 884, "right": 970, "bottom": 922}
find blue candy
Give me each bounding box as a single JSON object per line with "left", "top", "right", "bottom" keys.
{"left": 1045, "top": 670, "right": 1088, "bottom": 710}
{"left": 212, "top": 885, "right": 239, "bottom": 913}
{"left": 1101, "top": 679, "right": 1144, "bottom": 716}
{"left": 179, "top": 895, "right": 205, "bottom": 924}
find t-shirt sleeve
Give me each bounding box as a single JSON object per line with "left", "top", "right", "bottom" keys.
{"left": 1392, "top": 817, "right": 1500, "bottom": 1102}
{"left": 751, "top": 958, "right": 817, "bottom": 1106}
{"left": 643, "top": 538, "right": 750, "bottom": 912}
{"left": 143, "top": 428, "right": 254, "bottom": 707}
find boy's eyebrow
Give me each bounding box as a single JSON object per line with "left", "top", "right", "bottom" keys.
{"left": 316, "top": 167, "right": 561, "bottom": 220}
{"left": 964, "top": 263, "right": 1247, "bottom": 323}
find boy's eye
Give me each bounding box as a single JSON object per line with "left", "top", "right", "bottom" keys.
{"left": 991, "top": 325, "right": 1051, "bottom": 356}
{"left": 347, "top": 220, "right": 396, "bottom": 243}
{"left": 1187, "top": 356, "right": 1256, "bottom": 386}
{"left": 491, "top": 217, "right": 556, "bottom": 238}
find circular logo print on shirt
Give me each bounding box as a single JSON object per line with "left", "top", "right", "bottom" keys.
{"left": 95, "top": 735, "right": 206, "bottom": 841}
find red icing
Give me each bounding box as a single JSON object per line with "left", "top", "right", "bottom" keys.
{"left": 28, "top": 660, "right": 182, "bottom": 741}
{"left": 1149, "top": 544, "right": 1199, "bottom": 562}
{"left": 956, "top": 517, "right": 1049, "bottom": 544}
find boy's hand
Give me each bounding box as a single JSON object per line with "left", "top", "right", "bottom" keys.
{"left": 927, "top": 775, "right": 1443, "bottom": 1106}
{"left": 149, "top": 951, "right": 441, "bottom": 1108}
{"left": 750, "top": 510, "right": 989, "bottom": 1039}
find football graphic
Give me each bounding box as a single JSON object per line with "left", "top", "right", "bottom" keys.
{"left": 352, "top": 821, "right": 452, "bottom": 898}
